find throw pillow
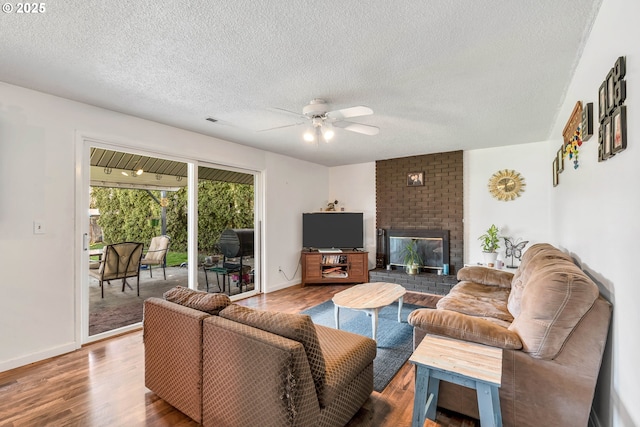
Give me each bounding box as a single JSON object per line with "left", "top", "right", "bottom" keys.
{"left": 163, "top": 286, "right": 231, "bottom": 315}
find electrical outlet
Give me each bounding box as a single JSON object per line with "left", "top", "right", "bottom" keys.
{"left": 33, "top": 220, "right": 45, "bottom": 234}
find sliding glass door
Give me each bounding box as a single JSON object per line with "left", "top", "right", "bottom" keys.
{"left": 79, "top": 141, "right": 261, "bottom": 342}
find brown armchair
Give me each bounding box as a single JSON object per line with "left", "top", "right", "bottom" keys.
{"left": 89, "top": 242, "right": 144, "bottom": 298}
{"left": 140, "top": 235, "right": 170, "bottom": 279}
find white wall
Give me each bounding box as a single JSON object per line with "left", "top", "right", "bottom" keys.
{"left": 547, "top": 0, "right": 640, "bottom": 425}
{"left": 329, "top": 162, "right": 376, "bottom": 268}
{"left": 464, "top": 142, "right": 551, "bottom": 265}
{"left": 263, "top": 153, "right": 328, "bottom": 290}
{"left": 0, "top": 82, "right": 328, "bottom": 371}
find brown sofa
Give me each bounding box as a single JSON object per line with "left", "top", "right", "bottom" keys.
{"left": 408, "top": 243, "right": 612, "bottom": 427}
{"left": 143, "top": 287, "right": 377, "bottom": 427}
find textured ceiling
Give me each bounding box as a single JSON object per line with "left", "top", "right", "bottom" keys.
{"left": 0, "top": 0, "right": 602, "bottom": 166}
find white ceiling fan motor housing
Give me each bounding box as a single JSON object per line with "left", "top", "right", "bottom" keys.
{"left": 303, "top": 99, "right": 329, "bottom": 118}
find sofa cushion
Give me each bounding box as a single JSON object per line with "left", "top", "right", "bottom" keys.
{"left": 437, "top": 281, "right": 513, "bottom": 322}
{"left": 314, "top": 324, "right": 377, "bottom": 407}
{"left": 219, "top": 304, "right": 326, "bottom": 405}
{"left": 408, "top": 308, "right": 522, "bottom": 349}
{"left": 508, "top": 261, "right": 599, "bottom": 359}
{"left": 163, "top": 286, "right": 231, "bottom": 315}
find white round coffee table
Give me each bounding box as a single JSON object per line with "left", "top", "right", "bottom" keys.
{"left": 332, "top": 282, "right": 406, "bottom": 341}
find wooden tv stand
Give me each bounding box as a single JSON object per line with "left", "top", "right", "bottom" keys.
{"left": 301, "top": 250, "right": 369, "bottom": 286}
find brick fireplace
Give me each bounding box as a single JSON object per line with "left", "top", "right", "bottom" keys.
{"left": 372, "top": 151, "right": 463, "bottom": 294}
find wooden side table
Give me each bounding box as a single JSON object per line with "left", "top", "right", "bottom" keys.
{"left": 409, "top": 334, "right": 503, "bottom": 427}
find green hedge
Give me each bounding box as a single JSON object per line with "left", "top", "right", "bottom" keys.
{"left": 91, "top": 181, "right": 254, "bottom": 253}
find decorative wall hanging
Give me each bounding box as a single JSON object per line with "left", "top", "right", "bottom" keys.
{"left": 557, "top": 147, "right": 564, "bottom": 173}
{"left": 599, "top": 56, "right": 627, "bottom": 161}
{"left": 612, "top": 105, "right": 627, "bottom": 154}
{"left": 581, "top": 102, "right": 594, "bottom": 141}
{"left": 562, "top": 101, "right": 583, "bottom": 170}
{"left": 488, "top": 169, "right": 525, "bottom": 201}
{"left": 407, "top": 172, "right": 424, "bottom": 186}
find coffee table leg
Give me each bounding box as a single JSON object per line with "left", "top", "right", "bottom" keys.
{"left": 371, "top": 308, "right": 379, "bottom": 341}
{"left": 334, "top": 305, "right": 340, "bottom": 329}
{"left": 398, "top": 296, "right": 404, "bottom": 322}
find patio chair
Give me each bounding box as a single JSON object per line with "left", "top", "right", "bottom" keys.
{"left": 89, "top": 242, "right": 144, "bottom": 298}
{"left": 141, "top": 235, "right": 170, "bottom": 279}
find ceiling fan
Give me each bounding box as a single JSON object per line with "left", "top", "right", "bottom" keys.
{"left": 262, "top": 98, "right": 379, "bottom": 143}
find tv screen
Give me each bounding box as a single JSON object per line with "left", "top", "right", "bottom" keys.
{"left": 302, "top": 212, "right": 364, "bottom": 250}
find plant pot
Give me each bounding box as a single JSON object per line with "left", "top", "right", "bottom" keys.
{"left": 405, "top": 264, "right": 419, "bottom": 275}
{"left": 483, "top": 251, "right": 498, "bottom": 267}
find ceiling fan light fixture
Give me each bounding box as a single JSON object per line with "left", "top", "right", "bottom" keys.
{"left": 303, "top": 127, "right": 315, "bottom": 142}
{"left": 322, "top": 125, "right": 334, "bottom": 142}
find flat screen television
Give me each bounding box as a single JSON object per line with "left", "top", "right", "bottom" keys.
{"left": 302, "top": 212, "right": 364, "bottom": 250}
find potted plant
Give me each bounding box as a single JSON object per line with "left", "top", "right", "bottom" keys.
{"left": 402, "top": 239, "right": 423, "bottom": 275}
{"left": 478, "top": 224, "right": 500, "bottom": 266}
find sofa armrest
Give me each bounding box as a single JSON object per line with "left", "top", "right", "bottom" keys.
{"left": 143, "top": 297, "right": 210, "bottom": 423}
{"left": 457, "top": 266, "right": 514, "bottom": 287}
{"left": 408, "top": 308, "right": 522, "bottom": 349}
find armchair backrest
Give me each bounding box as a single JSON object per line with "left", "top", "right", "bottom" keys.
{"left": 145, "top": 235, "right": 170, "bottom": 262}
{"left": 100, "top": 242, "right": 144, "bottom": 281}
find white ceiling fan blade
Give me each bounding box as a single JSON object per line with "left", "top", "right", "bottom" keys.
{"left": 256, "top": 122, "right": 305, "bottom": 132}
{"left": 326, "top": 106, "right": 373, "bottom": 120}
{"left": 333, "top": 121, "right": 379, "bottom": 136}
{"left": 269, "top": 107, "right": 305, "bottom": 119}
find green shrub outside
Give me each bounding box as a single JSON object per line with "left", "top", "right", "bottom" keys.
{"left": 91, "top": 181, "right": 254, "bottom": 256}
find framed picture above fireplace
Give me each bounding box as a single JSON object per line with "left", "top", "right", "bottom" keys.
{"left": 407, "top": 172, "right": 424, "bottom": 186}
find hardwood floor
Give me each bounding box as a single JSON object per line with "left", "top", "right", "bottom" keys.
{"left": 0, "top": 284, "right": 479, "bottom": 427}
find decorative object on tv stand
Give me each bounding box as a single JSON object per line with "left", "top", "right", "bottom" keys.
{"left": 488, "top": 169, "right": 525, "bottom": 201}
{"left": 402, "top": 239, "right": 423, "bottom": 275}
{"left": 326, "top": 200, "right": 338, "bottom": 211}
{"left": 478, "top": 224, "right": 500, "bottom": 267}
{"left": 598, "top": 56, "right": 627, "bottom": 161}
{"left": 504, "top": 237, "right": 529, "bottom": 268}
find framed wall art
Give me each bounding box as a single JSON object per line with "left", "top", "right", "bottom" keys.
{"left": 552, "top": 158, "right": 559, "bottom": 187}
{"left": 606, "top": 69, "right": 615, "bottom": 115}
{"left": 598, "top": 125, "right": 604, "bottom": 162}
{"left": 581, "top": 102, "right": 594, "bottom": 141}
{"left": 407, "top": 172, "right": 424, "bottom": 186}
{"left": 598, "top": 56, "right": 627, "bottom": 161}
{"left": 603, "top": 116, "right": 613, "bottom": 159}
{"left": 557, "top": 147, "right": 564, "bottom": 173}
{"left": 599, "top": 81, "right": 607, "bottom": 123}
{"left": 612, "top": 105, "right": 627, "bottom": 155}
{"left": 614, "top": 55, "right": 626, "bottom": 80}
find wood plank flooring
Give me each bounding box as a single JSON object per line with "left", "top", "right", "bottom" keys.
{"left": 0, "top": 284, "right": 479, "bottom": 427}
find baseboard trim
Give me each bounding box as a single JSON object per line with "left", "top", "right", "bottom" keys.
{"left": 0, "top": 341, "right": 78, "bottom": 374}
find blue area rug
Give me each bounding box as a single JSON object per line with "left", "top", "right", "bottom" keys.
{"left": 302, "top": 300, "right": 422, "bottom": 392}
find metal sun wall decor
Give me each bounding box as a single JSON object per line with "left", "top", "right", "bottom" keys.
{"left": 488, "top": 169, "right": 525, "bottom": 201}
{"left": 598, "top": 56, "right": 627, "bottom": 161}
